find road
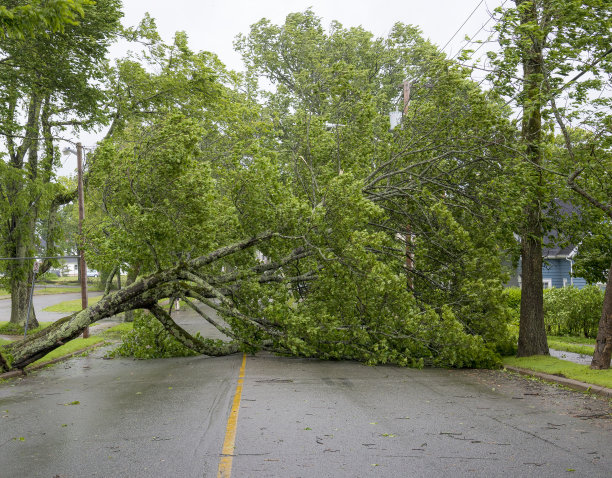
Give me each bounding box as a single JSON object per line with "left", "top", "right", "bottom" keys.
{"left": 1, "top": 348, "right": 610, "bottom": 477}
{"left": 0, "top": 291, "right": 103, "bottom": 323}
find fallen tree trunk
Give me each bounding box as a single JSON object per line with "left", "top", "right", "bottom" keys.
{"left": 1, "top": 233, "right": 290, "bottom": 372}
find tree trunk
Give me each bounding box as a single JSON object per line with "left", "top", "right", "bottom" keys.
{"left": 515, "top": 0, "right": 548, "bottom": 357}
{"left": 517, "top": 219, "right": 548, "bottom": 356}
{"left": 591, "top": 261, "right": 612, "bottom": 369}
{"left": 9, "top": 276, "right": 39, "bottom": 329}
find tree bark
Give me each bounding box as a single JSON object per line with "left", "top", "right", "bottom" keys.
{"left": 9, "top": 277, "right": 38, "bottom": 329}
{"left": 591, "top": 261, "right": 612, "bottom": 369}
{"left": 515, "top": 0, "right": 548, "bottom": 357}
{"left": 517, "top": 216, "right": 548, "bottom": 356}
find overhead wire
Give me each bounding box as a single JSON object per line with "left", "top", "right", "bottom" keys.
{"left": 439, "top": 0, "right": 485, "bottom": 54}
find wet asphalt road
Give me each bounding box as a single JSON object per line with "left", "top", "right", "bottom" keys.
{"left": 1, "top": 349, "right": 610, "bottom": 478}
{"left": 1, "top": 298, "right": 611, "bottom": 477}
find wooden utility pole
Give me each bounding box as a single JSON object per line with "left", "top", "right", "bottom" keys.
{"left": 77, "top": 142, "right": 89, "bottom": 338}
{"left": 402, "top": 80, "right": 414, "bottom": 290}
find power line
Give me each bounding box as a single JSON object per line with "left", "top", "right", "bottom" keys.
{"left": 440, "top": 0, "right": 485, "bottom": 54}
{"left": 451, "top": 0, "right": 507, "bottom": 61}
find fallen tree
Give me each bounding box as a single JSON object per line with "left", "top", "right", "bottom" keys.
{"left": 1, "top": 223, "right": 513, "bottom": 372}
{"left": 0, "top": 232, "right": 286, "bottom": 371}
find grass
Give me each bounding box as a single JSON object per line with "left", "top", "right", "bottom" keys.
{"left": 548, "top": 335, "right": 596, "bottom": 345}
{"left": 27, "top": 336, "right": 106, "bottom": 368}
{"left": 0, "top": 321, "right": 53, "bottom": 336}
{"left": 100, "top": 322, "right": 133, "bottom": 340}
{"left": 547, "top": 335, "right": 595, "bottom": 356}
{"left": 25, "top": 322, "right": 134, "bottom": 368}
{"left": 0, "top": 286, "right": 86, "bottom": 299}
{"left": 33, "top": 286, "right": 81, "bottom": 294}
{"left": 42, "top": 295, "right": 102, "bottom": 313}
{"left": 548, "top": 340, "right": 594, "bottom": 356}
{"left": 503, "top": 355, "right": 612, "bottom": 390}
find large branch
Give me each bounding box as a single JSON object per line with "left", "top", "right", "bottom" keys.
{"left": 148, "top": 304, "right": 239, "bottom": 356}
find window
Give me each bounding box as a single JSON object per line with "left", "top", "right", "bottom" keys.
{"left": 563, "top": 278, "right": 567, "bottom": 287}
{"left": 543, "top": 279, "right": 553, "bottom": 289}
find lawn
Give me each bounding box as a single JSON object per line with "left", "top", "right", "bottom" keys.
{"left": 27, "top": 336, "right": 106, "bottom": 367}
{"left": 547, "top": 335, "right": 595, "bottom": 356}
{"left": 0, "top": 321, "right": 53, "bottom": 336}
{"left": 503, "top": 355, "right": 612, "bottom": 390}
{"left": 42, "top": 295, "right": 103, "bottom": 313}
{"left": 24, "top": 322, "right": 133, "bottom": 368}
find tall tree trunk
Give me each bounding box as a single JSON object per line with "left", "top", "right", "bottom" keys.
{"left": 8, "top": 240, "right": 39, "bottom": 328}
{"left": 515, "top": 0, "right": 548, "bottom": 357}
{"left": 9, "top": 277, "right": 38, "bottom": 328}
{"left": 517, "top": 211, "right": 547, "bottom": 356}
{"left": 591, "top": 261, "right": 612, "bottom": 369}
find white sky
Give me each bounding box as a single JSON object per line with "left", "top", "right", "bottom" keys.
{"left": 59, "top": 0, "right": 503, "bottom": 175}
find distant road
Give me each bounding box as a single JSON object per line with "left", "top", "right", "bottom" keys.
{"left": 0, "top": 291, "right": 103, "bottom": 323}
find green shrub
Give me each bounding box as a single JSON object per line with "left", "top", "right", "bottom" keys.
{"left": 543, "top": 285, "right": 603, "bottom": 338}
{"left": 503, "top": 287, "right": 522, "bottom": 313}
{"left": 109, "top": 310, "right": 198, "bottom": 359}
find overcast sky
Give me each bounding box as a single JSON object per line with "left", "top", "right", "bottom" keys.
{"left": 60, "top": 0, "right": 503, "bottom": 175}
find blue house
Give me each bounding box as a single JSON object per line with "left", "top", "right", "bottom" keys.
{"left": 507, "top": 201, "right": 590, "bottom": 289}
{"left": 507, "top": 244, "right": 587, "bottom": 290}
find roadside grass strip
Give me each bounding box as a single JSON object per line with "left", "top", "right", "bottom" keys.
{"left": 546, "top": 335, "right": 595, "bottom": 356}
{"left": 0, "top": 321, "right": 53, "bottom": 336}
{"left": 548, "top": 335, "right": 596, "bottom": 346}
{"left": 218, "top": 353, "right": 247, "bottom": 478}
{"left": 548, "top": 341, "right": 594, "bottom": 356}
{"left": 27, "top": 336, "right": 106, "bottom": 368}
{"left": 42, "top": 295, "right": 102, "bottom": 313}
{"left": 0, "top": 323, "right": 134, "bottom": 377}
{"left": 503, "top": 355, "right": 612, "bottom": 389}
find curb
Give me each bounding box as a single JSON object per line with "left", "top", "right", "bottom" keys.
{"left": 504, "top": 365, "right": 612, "bottom": 398}
{"left": 0, "top": 343, "right": 104, "bottom": 380}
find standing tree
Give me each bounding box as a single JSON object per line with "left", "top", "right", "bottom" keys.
{"left": 0, "top": 0, "right": 122, "bottom": 325}
{"left": 0, "top": 0, "right": 91, "bottom": 38}
{"left": 491, "top": 0, "right": 612, "bottom": 357}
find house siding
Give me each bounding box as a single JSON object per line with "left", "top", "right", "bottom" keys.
{"left": 510, "top": 258, "right": 588, "bottom": 289}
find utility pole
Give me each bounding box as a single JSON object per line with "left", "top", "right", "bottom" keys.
{"left": 402, "top": 80, "right": 414, "bottom": 290}
{"left": 77, "top": 142, "right": 89, "bottom": 338}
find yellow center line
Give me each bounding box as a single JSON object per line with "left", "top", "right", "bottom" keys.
{"left": 217, "top": 353, "right": 247, "bottom": 478}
